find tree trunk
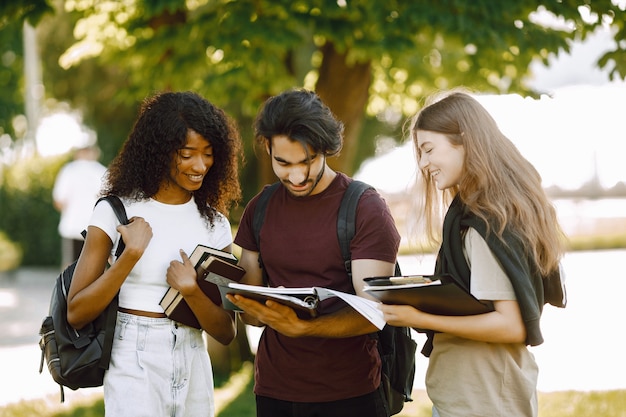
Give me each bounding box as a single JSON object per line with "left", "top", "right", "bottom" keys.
{"left": 315, "top": 42, "right": 372, "bottom": 175}
{"left": 259, "top": 150, "right": 275, "bottom": 187}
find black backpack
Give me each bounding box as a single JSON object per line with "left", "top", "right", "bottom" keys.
{"left": 39, "top": 195, "right": 128, "bottom": 402}
{"left": 252, "top": 181, "right": 416, "bottom": 416}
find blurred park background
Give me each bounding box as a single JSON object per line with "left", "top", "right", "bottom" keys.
{"left": 2, "top": 0, "right": 626, "bottom": 268}
{"left": 1, "top": 0, "right": 626, "bottom": 413}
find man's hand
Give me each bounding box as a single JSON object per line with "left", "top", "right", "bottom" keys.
{"left": 226, "top": 294, "right": 307, "bottom": 337}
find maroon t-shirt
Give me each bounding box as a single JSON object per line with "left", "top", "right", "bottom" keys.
{"left": 234, "top": 173, "right": 401, "bottom": 402}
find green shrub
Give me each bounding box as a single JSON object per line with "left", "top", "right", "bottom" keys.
{"left": 0, "top": 230, "right": 22, "bottom": 271}
{"left": 0, "top": 153, "right": 67, "bottom": 267}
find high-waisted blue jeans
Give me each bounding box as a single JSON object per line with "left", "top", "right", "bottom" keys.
{"left": 104, "top": 312, "right": 214, "bottom": 417}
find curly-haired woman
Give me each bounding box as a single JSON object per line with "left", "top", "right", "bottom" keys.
{"left": 67, "top": 91, "right": 243, "bottom": 416}
{"left": 381, "top": 90, "right": 565, "bottom": 417}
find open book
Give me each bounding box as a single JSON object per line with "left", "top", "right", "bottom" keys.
{"left": 216, "top": 282, "right": 386, "bottom": 330}
{"left": 159, "top": 245, "right": 245, "bottom": 328}
{"left": 363, "top": 274, "right": 494, "bottom": 316}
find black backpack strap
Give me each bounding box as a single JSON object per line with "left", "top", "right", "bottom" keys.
{"left": 338, "top": 183, "right": 412, "bottom": 412}
{"left": 337, "top": 180, "right": 374, "bottom": 277}
{"left": 252, "top": 183, "right": 280, "bottom": 285}
{"left": 253, "top": 181, "right": 401, "bottom": 284}
{"left": 339, "top": 181, "right": 402, "bottom": 278}
{"left": 96, "top": 195, "right": 130, "bottom": 257}
{"left": 94, "top": 195, "right": 129, "bottom": 370}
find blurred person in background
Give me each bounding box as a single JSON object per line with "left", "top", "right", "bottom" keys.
{"left": 53, "top": 144, "right": 107, "bottom": 268}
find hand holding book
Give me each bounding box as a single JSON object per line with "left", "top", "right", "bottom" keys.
{"left": 217, "top": 282, "right": 387, "bottom": 330}
{"left": 208, "top": 272, "right": 493, "bottom": 331}
{"left": 159, "top": 245, "right": 245, "bottom": 329}
{"left": 219, "top": 283, "right": 321, "bottom": 318}
{"left": 363, "top": 274, "right": 494, "bottom": 316}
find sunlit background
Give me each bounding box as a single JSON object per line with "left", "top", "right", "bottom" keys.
{"left": 354, "top": 25, "right": 626, "bottom": 248}
{"left": 1, "top": 5, "right": 625, "bottom": 409}
{"left": 28, "top": 15, "right": 625, "bottom": 193}
{"left": 356, "top": 23, "right": 625, "bottom": 193}
{"left": 35, "top": 111, "right": 97, "bottom": 157}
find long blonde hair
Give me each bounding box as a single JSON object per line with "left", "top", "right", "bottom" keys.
{"left": 410, "top": 90, "right": 565, "bottom": 276}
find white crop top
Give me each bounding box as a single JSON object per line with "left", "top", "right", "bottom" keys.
{"left": 90, "top": 197, "right": 233, "bottom": 312}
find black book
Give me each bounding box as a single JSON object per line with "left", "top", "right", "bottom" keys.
{"left": 363, "top": 274, "right": 494, "bottom": 316}
{"left": 216, "top": 282, "right": 387, "bottom": 329}
{"left": 218, "top": 284, "right": 321, "bottom": 319}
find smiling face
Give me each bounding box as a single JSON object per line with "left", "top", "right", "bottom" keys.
{"left": 159, "top": 129, "right": 214, "bottom": 203}
{"left": 416, "top": 130, "right": 465, "bottom": 190}
{"left": 267, "top": 134, "right": 334, "bottom": 197}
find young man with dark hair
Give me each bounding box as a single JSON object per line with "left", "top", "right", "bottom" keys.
{"left": 229, "top": 89, "right": 401, "bottom": 417}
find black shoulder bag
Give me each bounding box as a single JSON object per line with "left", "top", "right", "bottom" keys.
{"left": 39, "top": 195, "right": 128, "bottom": 402}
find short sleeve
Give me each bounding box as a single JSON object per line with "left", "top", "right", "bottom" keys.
{"left": 211, "top": 211, "right": 234, "bottom": 250}
{"left": 350, "top": 189, "right": 401, "bottom": 264}
{"left": 89, "top": 198, "right": 122, "bottom": 256}
{"left": 464, "top": 228, "right": 516, "bottom": 301}
{"left": 234, "top": 191, "right": 263, "bottom": 252}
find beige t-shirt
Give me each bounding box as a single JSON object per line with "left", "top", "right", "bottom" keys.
{"left": 426, "top": 228, "right": 539, "bottom": 417}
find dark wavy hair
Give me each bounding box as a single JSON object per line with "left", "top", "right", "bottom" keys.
{"left": 102, "top": 91, "right": 243, "bottom": 224}
{"left": 254, "top": 88, "right": 344, "bottom": 156}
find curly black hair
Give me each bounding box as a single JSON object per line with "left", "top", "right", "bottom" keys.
{"left": 102, "top": 91, "right": 243, "bottom": 225}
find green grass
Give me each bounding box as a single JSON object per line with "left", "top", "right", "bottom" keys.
{"left": 397, "top": 390, "right": 626, "bottom": 417}
{"left": 0, "top": 397, "right": 104, "bottom": 417}
{"left": 538, "top": 390, "right": 626, "bottom": 417}
{"left": 566, "top": 233, "right": 626, "bottom": 252}
{"left": 2, "top": 364, "right": 625, "bottom": 417}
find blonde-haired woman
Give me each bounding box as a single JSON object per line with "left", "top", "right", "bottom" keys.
{"left": 381, "top": 90, "right": 565, "bottom": 417}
